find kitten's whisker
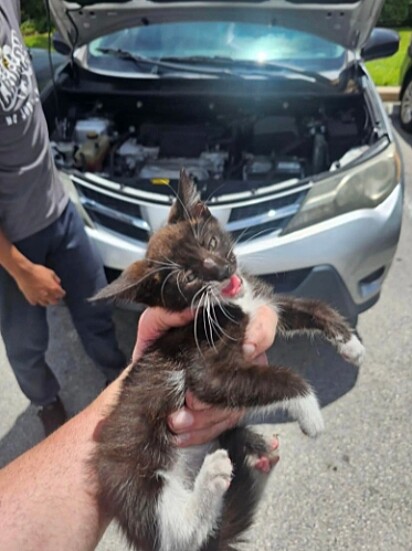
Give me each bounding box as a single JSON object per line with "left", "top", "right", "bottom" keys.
{"left": 233, "top": 228, "right": 277, "bottom": 250}
{"left": 191, "top": 284, "right": 209, "bottom": 311}
{"left": 210, "top": 289, "right": 240, "bottom": 325}
{"left": 176, "top": 272, "right": 186, "bottom": 301}
{"left": 116, "top": 266, "right": 172, "bottom": 295}
{"left": 228, "top": 227, "right": 250, "bottom": 255}
{"left": 204, "top": 181, "right": 228, "bottom": 204}
{"left": 147, "top": 258, "right": 182, "bottom": 269}
{"left": 160, "top": 269, "right": 179, "bottom": 306}
{"left": 202, "top": 290, "right": 215, "bottom": 351}
{"left": 194, "top": 290, "right": 208, "bottom": 358}
{"left": 208, "top": 291, "right": 239, "bottom": 342}
{"left": 163, "top": 256, "right": 183, "bottom": 269}
{"left": 205, "top": 291, "right": 217, "bottom": 352}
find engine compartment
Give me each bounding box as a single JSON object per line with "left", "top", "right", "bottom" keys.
{"left": 49, "top": 89, "right": 376, "bottom": 191}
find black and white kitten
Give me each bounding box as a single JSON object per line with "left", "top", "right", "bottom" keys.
{"left": 92, "top": 170, "right": 364, "bottom": 551}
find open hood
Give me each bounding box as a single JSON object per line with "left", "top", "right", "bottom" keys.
{"left": 50, "top": 1, "right": 385, "bottom": 52}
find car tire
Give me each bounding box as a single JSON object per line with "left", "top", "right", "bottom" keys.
{"left": 400, "top": 75, "right": 412, "bottom": 133}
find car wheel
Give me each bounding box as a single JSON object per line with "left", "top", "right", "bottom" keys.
{"left": 400, "top": 76, "right": 412, "bottom": 132}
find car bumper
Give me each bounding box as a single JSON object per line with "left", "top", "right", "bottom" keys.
{"left": 85, "top": 183, "right": 403, "bottom": 321}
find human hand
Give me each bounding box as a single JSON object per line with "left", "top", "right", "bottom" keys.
{"left": 132, "top": 304, "right": 278, "bottom": 447}
{"left": 168, "top": 304, "right": 278, "bottom": 446}
{"left": 15, "top": 264, "right": 66, "bottom": 306}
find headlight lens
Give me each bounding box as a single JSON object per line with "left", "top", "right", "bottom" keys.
{"left": 283, "top": 143, "right": 400, "bottom": 235}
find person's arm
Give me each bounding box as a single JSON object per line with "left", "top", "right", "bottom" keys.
{"left": 0, "top": 228, "right": 65, "bottom": 306}
{"left": 0, "top": 386, "right": 112, "bottom": 551}
{"left": 0, "top": 306, "right": 278, "bottom": 551}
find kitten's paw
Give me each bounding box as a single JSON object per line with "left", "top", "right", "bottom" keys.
{"left": 201, "top": 450, "right": 233, "bottom": 494}
{"left": 288, "top": 393, "right": 325, "bottom": 438}
{"left": 247, "top": 435, "right": 280, "bottom": 474}
{"left": 337, "top": 334, "right": 365, "bottom": 367}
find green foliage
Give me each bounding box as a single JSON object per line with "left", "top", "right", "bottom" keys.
{"left": 378, "top": 0, "right": 411, "bottom": 27}
{"left": 21, "top": 0, "right": 50, "bottom": 34}
{"left": 23, "top": 33, "right": 51, "bottom": 50}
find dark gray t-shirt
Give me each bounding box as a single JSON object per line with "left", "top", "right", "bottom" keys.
{"left": 0, "top": 0, "right": 68, "bottom": 243}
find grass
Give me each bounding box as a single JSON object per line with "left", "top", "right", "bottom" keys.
{"left": 366, "top": 28, "right": 412, "bottom": 86}
{"left": 23, "top": 33, "right": 51, "bottom": 50}
{"left": 22, "top": 28, "right": 411, "bottom": 87}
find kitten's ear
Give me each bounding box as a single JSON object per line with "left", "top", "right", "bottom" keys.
{"left": 91, "top": 260, "right": 151, "bottom": 304}
{"left": 168, "top": 168, "right": 211, "bottom": 224}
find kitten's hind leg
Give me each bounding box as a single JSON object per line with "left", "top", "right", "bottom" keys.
{"left": 201, "top": 429, "right": 279, "bottom": 551}
{"left": 276, "top": 295, "right": 365, "bottom": 366}
{"left": 157, "top": 449, "right": 233, "bottom": 551}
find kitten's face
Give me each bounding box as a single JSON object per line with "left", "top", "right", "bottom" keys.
{"left": 146, "top": 214, "right": 239, "bottom": 308}
{"left": 95, "top": 170, "right": 243, "bottom": 310}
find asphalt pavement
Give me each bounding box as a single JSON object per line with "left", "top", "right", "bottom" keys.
{"left": 0, "top": 108, "right": 411, "bottom": 551}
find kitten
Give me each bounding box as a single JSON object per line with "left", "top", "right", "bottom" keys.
{"left": 92, "top": 169, "right": 364, "bottom": 551}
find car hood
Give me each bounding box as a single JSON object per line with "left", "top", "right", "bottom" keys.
{"left": 50, "top": 0, "right": 385, "bottom": 51}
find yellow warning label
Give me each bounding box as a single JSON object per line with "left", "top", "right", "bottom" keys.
{"left": 151, "top": 178, "right": 170, "bottom": 185}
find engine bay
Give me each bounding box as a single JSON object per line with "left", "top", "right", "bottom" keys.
{"left": 50, "top": 92, "right": 376, "bottom": 191}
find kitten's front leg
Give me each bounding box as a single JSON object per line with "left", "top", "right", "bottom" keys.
{"left": 276, "top": 295, "right": 365, "bottom": 366}
{"left": 189, "top": 359, "right": 324, "bottom": 437}
{"left": 157, "top": 449, "right": 232, "bottom": 551}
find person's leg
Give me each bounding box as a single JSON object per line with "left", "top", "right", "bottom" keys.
{"left": 0, "top": 261, "right": 59, "bottom": 408}
{"left": 47, "top": 202, "right": 126, "bottom": 382}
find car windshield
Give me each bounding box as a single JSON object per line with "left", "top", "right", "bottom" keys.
{"left": 87, "top": 22, "right": 345, "bottom": 75}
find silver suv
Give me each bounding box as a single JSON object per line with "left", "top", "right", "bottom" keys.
{"left": 43, "top": 0, "right": 404, "bottom": 325}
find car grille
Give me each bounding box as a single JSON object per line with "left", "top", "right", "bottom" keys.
{"left": 71, "top": 173, "right": 311, "bottom": 244}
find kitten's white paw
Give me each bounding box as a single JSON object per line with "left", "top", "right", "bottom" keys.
{"left": 338, "top": 334, "right": 365, "bottom": 367}
{"left": 288, "top": 393, "right": 325, "bottom": 438}
{"left": 200, "top": 450, "right": 233, "bottom": 494}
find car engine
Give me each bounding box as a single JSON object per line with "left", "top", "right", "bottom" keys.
{"left": 51, "top": 97, "right": 372, "bottom": 190}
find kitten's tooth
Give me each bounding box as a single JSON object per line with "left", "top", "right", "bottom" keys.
{"left": 337, "top": 334, "right": 366, "bottom": 367}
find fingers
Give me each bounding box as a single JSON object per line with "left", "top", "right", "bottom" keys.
{"left": 52, "top": 272, "right": 62, "bottom": 285}
{"left": 35, "top": 293, "right": 64, "bottom": 307}
{"left": 132, "top": 307, "right": 194, "bottom": 361}
{"left": 36, "top": 287, "right": 65, "bottom": 307}
{"left": 243, "top": 305, "right": 278, "bottom": 359}
{"left": 169, "top": 407, "right": 243, "bottom": 447}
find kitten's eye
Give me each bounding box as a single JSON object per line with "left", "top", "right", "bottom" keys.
{"left": 185, "top": 270, "right": 196, "bottom": 283}
{"left": 208, "top": 237, "right": 218, "bottom": 251}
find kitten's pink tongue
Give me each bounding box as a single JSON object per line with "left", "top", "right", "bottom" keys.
{"left": 221, "top": 275, "right": 242, "bottom": 297}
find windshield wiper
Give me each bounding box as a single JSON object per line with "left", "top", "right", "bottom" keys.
{"left": 97, "top": 48, "right": 243, "bottom": 78}
{"left": 160, "top": 55, "right": 335, "bottom": 87}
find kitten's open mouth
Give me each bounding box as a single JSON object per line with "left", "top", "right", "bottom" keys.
{"left": 221, "top": 275, "right": 243, "bottom": 298}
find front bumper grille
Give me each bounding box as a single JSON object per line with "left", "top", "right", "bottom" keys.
{"left": 71, "top": 173, "right": 311, "bottom": 244}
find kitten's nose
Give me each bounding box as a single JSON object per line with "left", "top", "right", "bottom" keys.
{"left": 203, "top": 258, "right": 231, "bottom": 281}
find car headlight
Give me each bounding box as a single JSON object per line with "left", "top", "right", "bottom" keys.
{"left": 59, "top": 171, "right": 95, "bottom": 228}
{"left": 283, "top": 143, "right": 401, "bottom": 235}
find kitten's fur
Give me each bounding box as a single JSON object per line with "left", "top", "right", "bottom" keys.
{"left": 92, "top": 170, "right": 364, "bottom": 551}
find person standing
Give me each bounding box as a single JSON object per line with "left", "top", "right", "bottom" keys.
{"left": 0, "top": 0, "right": 126, "bottom": 435}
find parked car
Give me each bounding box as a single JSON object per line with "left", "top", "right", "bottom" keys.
{"left": 29, "top": 47, "right": 65, "bottom": 92}
{"left": 39, "top": 0, "right": 403, "bottom": 326}
{"left": 400, "top": 36, "right": 412, "bottom": 132}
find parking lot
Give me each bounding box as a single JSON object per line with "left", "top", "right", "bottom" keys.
{"left": 0, "top": 108, "right": 411, "bottom": 551}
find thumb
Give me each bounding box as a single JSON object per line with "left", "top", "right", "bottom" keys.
{"left": 132, "top": 307, "right": 194, "bottom": 362}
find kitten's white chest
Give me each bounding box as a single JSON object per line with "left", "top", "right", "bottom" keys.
{"left": 230, "top": 279, "right": 268, "bottom": 318}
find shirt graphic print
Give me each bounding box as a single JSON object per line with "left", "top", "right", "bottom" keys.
{"left": 0, "top": 29, "right": 39, "bottom": 126}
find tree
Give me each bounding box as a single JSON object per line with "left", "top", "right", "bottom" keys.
{"left": 378, "top": 0, "right": 410, "bottom": 27}
{"left": 21, "top": 0, "right": 49, "bottom": 33}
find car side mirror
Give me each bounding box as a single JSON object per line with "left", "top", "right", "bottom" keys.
{"left": 52, "top": 32, "right": 71, "bottom": 56}
{"left": 361, "top": 28, "right": 399, "bottom": 62}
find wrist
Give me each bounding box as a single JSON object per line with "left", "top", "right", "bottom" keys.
{"left": 7, "top": 255, "right": 34, "bottom": 282}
